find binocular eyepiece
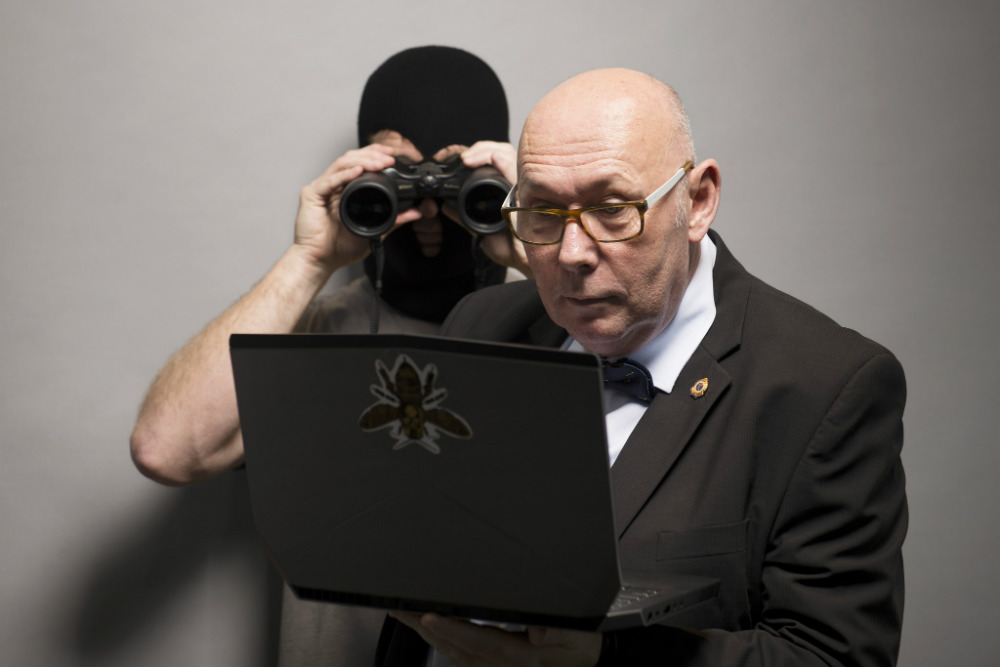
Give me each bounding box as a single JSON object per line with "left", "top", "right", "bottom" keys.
{"left": 339, "top": 155, "right": 511, "bottom": 238}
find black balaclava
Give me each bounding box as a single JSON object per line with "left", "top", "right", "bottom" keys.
{"left": 357, "top": 46, "right": 510, "bottom": 324}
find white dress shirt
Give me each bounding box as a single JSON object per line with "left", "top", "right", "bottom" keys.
{"left": 566, "top": 234, "right": 717, "bottom": 466}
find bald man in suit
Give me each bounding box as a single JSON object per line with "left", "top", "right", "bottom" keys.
{"left": 386, "top": 68, "right": 907, "bottom": 667}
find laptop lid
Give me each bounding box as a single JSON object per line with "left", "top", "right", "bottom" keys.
{"left": 230, "top": 333, "right": 716, "bottom": 631}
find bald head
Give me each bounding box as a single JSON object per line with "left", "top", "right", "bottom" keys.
{"left": 519, "top": 68, "right": 693, "bottom": 179}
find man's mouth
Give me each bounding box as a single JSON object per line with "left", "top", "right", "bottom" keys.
{"left": 565, "top": 294, "right": 613, "bottom": 306}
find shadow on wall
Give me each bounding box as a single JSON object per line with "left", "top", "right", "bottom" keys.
{"left": 58, "top": 472, "right": 280, "bottom": 666}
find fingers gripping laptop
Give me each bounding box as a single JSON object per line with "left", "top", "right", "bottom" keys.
{"left": 230, "top": 333, "right": 718, "bottom": 632}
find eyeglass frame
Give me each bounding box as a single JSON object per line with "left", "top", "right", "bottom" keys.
{"left": 500, "top": 161, "right": 695, "bottom": 245}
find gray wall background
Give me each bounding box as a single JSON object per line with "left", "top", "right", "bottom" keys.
{"left": 2, "top": 1, "right": 997, "bottom": 665}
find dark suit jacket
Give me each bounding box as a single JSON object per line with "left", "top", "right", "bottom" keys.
{"left": 376, "top": 230, "right": 907, "bottom": 667}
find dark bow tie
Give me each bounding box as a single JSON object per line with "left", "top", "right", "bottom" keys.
{"left": 601, "top": 357, "right": 655, "bottom": 402}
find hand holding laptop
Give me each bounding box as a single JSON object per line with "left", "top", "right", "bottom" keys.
{"left": 389, "top": 611, "right": 602, "bottom": 667}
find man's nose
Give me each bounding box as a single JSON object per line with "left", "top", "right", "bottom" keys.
{"left": 557, "top": 219, "right": 599, "bottom": 270}
{"left": 417, "top": 198, "right": 439, "bottom": 218}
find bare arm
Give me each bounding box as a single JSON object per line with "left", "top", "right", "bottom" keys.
{"left": 130, "top": 144, "right": 415, "bottom": 485}
{"left": 129, "top": 246, "right": 330, "bottom": 485}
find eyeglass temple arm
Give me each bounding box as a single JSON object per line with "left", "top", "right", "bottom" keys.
{"left": 645, "top": 161, "right": 695, "bottom": 207}
{"left": 502, "top": 183, "right": 517, "bottom": 208}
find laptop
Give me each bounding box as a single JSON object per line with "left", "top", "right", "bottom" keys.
{"left": 230, "top": 333, "right": 718, "bottom": 632}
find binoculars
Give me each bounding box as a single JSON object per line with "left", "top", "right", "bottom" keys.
{"left": 339, "top": 155, "right": 511, "bottom": 238}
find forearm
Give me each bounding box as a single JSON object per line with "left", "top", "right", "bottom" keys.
{"left": 130, "top": 244, "right": 335, "bottom": 485}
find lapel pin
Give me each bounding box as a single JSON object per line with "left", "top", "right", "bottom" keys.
{"left": 690, "top": 378, "right": 709, "bottom": 398}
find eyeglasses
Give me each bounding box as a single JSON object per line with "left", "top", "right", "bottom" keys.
{"left": 500, "top": 161, "right": 694, "bottom": 245}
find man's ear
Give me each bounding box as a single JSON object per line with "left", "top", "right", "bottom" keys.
{"left": 686, "top": 159, "right": 721, "bottom": 243}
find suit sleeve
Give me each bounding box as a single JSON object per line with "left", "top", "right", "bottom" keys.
{"left": 602, "top": 351, "right": 908, "bottom": 667}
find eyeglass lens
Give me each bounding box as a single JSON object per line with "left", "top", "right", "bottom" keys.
{"left": 511, "top": 205, "right": 641, "bottom": 243}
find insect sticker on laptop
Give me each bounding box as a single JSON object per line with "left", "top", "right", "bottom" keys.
{"left": 359, "top": 354, "right": 472, "bottom": 454}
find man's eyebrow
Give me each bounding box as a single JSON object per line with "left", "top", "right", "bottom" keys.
{"left": 516, "top": 175, "right": 636, "bottom": 205}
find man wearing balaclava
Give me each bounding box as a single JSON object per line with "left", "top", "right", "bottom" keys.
{"left": 278, "top": 45, "right": 523, "bottom": 666}
{"left": 127, "top": 46, "right": 524, "bottom": 666}
{"left": 356, "top": 45, "right": 514, "bottom": 323}
{"left": 294, "top": 45, "right": 521, "bottom": 332}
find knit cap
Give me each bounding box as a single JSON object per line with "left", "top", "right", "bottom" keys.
{"left": 357, "top": 45, "right": 509, "bottom": 155}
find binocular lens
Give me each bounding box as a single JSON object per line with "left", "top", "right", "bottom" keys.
{"left": 342, "top": 187, "right": 394, "bottom": 235}
{"left": 462, "top": 182, "right": 507, "bottom": 227}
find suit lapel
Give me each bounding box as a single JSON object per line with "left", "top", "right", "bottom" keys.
{"left": 610, "top": 230, "right": 749, "bottom": 536}
{"left": 611, "top": 349, "right": 731, "bottom": 536}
